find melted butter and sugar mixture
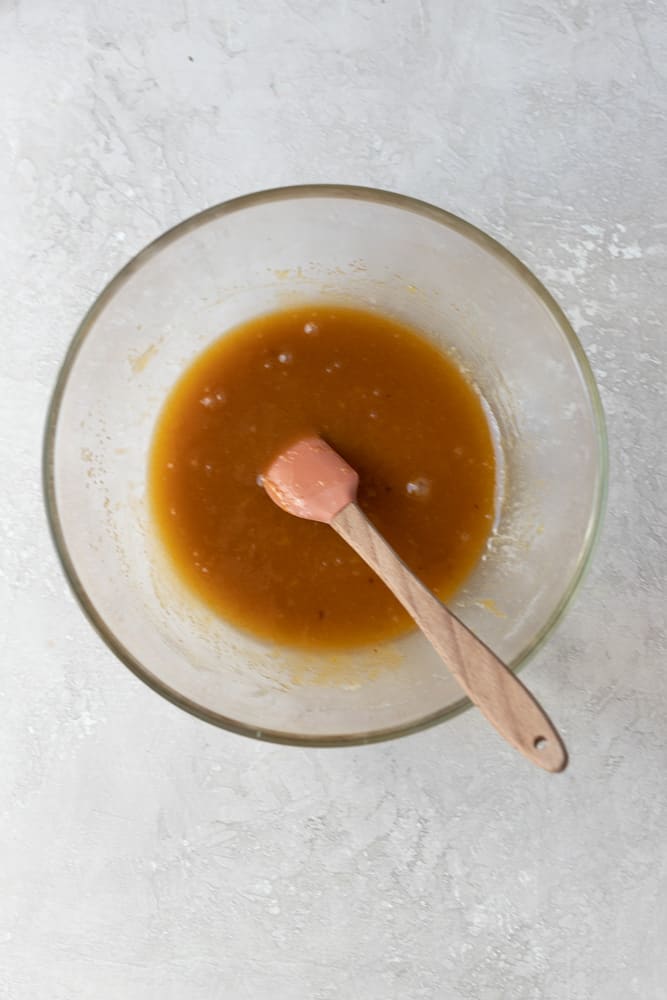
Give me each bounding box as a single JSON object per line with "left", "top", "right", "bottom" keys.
{"left": 149, "top": 305, "right": 496, "bottom": 649}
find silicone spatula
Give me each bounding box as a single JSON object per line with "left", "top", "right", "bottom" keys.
{"left": 263, "top": 435, "right": 567, "bottom": 773}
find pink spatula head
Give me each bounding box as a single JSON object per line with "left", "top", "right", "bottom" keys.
{"left": 263, "top": 435, "right": 359, "bottom": 524}
{"left": 263, "top": 435, "right": 567, "bottom": 773}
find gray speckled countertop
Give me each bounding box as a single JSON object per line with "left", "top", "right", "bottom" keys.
{"left": 1, "top": 2, "right": 666, "bottom": 997}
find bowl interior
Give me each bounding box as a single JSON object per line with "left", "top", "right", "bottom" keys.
{"left": 46, "top": 188, "right": 605, "bottom": 743}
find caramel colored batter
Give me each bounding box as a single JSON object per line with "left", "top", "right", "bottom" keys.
{"left": 149, "top": 305, "right": 496, "bottom": 649}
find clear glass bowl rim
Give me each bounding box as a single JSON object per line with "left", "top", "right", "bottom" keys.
{"left": 43, "top": 184, "right": 608, "bottom": 747}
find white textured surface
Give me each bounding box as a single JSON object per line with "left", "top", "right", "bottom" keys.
{"left": 1, "top": 1, "right": 666, "bottom": 997}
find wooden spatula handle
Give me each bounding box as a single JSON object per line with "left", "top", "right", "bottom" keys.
{"left": 333, "top": 502, "right": 567, "bottom": 772}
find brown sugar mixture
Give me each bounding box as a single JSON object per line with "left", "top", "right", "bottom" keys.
{"left": 149, "top": 304, "right": 496, "bottom": 649}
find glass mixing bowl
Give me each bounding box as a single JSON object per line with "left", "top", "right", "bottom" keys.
{"left": 44, "top": 186, "right": 607, "bottom": 745}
